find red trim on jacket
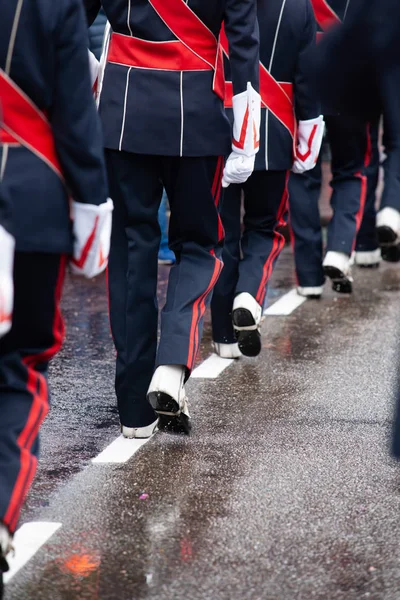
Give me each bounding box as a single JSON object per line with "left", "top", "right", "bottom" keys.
{"left": 108, "top": 0, "right": 225, "bottom": 101}
{"left": 0, "top": 69, "right": 63, "bottom": 180}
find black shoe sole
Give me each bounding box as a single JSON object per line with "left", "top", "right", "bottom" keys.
{"left": 381, "top": 245, "right": 400, "bottom": 263}
{"left": 147, "top": 391, "right": 191, "bottom": 435}
{"left": 232, "top": 308, "right": 262, "bottom": 357}
{"left": 323, "top": 266, "right": 353, "bottom": 294}
{"left": 356, "top": 263, "right": 380, "bottom": 269}
{"left": 377, "top": 225, "right": 398, "bottom": 246}
{"left": 0, "top": 555, "right": 9, "bottom": 600}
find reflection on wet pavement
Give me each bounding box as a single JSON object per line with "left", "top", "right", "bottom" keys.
{"left": 8, "top": 249, "right": 400, "bottom": 600}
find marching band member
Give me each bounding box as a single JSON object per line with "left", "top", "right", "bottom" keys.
{"left": 84, "top": 0, "right": 261, "bottom": 434}
{"left": 290, "top": 0, "right": 372, "bottom": 296}
{"left": 0, "top": 0, "right": 111, "bottom": 588}
{"left": 211, "top": 0, "right": 323, "bottom": 358}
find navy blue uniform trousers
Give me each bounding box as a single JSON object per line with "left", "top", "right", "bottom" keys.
{"left": 380, "top": 65, "right": 400, "bottom": 214}
{"left": 105, "top": 151, "right": 224, "bottom": 428}
{"left": 356, "top": 119, "right": 380, "bottom": 252}
{"left": 0, "top": 253, "right": 65, "bottom": 533}
{"left": 289, "top": 114, "right": 370, "bottom": 287}
{"left": 211, "top": 170, "right": 288, "bottom": 345}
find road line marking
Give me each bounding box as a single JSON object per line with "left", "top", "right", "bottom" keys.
{"left": 4, "top": 522, "right": 62, "bottom": 584}
{"left": 264, "top": 289, "right": 306, "bottom": 316}
{"left": 92, "top": 435, "right": 152, "bottom": 464}
{"left": 191, "top": 353, "right": 234, "bottom": 379}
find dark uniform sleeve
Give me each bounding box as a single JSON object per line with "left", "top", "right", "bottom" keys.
{"left": 0, "top": 184, "right": 12, "bottom": 235}
{"left": 223, "top": 0, "right": 260, "bottom": 95}
{"left": 293, "top": 0, "right": 321, "bottom": 121}
{"left": 84, "top": 0, "right": 102, "bottom": 26}
{"left": 50, "top": 0, "right": 108, "bottom": 206}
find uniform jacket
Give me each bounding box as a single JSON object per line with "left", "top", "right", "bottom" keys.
{"left": 309, "top": 0, "right": 355, "bottom": 115}
{"left": 0, "top": 0, "right": 108, "bottom": 254}
{"left": 316, "top": 0, "right": 398, "bottom": 118}
{"left": 84, "top": 0, "right": 259, "bottom": 158}
{"left": 311, "top": 0, "right": 354, "bottom": 33}
{"left": 0, "top": 184, "right": 12, "bottom": 235}
{"left": 225, "top": 0, "right": 319, "bottom": 171}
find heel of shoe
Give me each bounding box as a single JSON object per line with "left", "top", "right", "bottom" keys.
{"left": 232, "top": 308, "right": 256, "bottom": 330}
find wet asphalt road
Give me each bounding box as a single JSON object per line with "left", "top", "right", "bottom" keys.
{"left": 5, "top": 249, "right": 400, "bottom": 600}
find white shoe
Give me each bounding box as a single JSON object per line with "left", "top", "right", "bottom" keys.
{"left": 323, "top": 251, "right": 353, "bottom": 294}
{"left": 147, "top": 366, "right": 191, "bottom": 434}
{"left": 297, "top": 286, "right": 323, "bottom": 299}
{"left": 0, "top": 523, "right": 12, "bottom": 557}
{"left": 213, "top": 342, "right": 241, "bottom": 359}
{"left": 354, "top": 248, "right": 381, "bottom": 268}
{"left": 376, "top": 207, "right": 400, "bottom": 246}
{"left": 121, "top": 419, "right": 159, "bottom": 439}
{"left": 232, "top": 292, "right": 262, "bottom": 357}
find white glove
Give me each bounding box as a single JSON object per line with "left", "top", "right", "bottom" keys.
{"left": 0, "top": 224, "right": 15, "bottom": 338}
{"left": 70, "top": 199, "right": 113, "bottom": 279}
{"left": 222, "top": 82, "right": 261, "bottom": 188}
{"left": 88, "top": 49, "right": 100, "bottom": 94}
{"left": 222, "top": 155, "right": 255, "bottom": 188}
{"left": 292, "top": 115, "right": 325, "bottom": 174}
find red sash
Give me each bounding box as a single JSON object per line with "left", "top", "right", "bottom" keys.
{"left": 220, "top": 30, "right": 296, "bottom": 140}
{"left": 109, "top": 0, "right": 225, "bottom": 100}
{"left": 311, "top": 0, "right": 342, "bottom": 31}
{"left": 0, "top": 69, "right": 63, "bottom": 180}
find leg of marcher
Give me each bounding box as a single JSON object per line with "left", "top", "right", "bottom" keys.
{"left": 377, "top": 65, "right": 400, "bottom": 247}
{"left": 288, "top": 159, "right": 325, "bottom": 296}
{"left": 355, "top": 118, "right": 381, "bottom": 267}
{"left": 323, "top": 114, "right": 369, "bottom": 293}
{"left": 0, "top": 252, "right": 66, "bottom": 548}
{"left": 210, "top": 182, "right": 242, "bottom": 357}
{"left": 232, "top": 170, "right": 288, "bottom": 357}
{"left": 105, "top": 149, "right": 161, "bottom": 435}
{"left": 148, "top": 156, "right": 224, "bottom": 434}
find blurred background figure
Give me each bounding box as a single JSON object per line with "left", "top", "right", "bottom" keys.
{"left": 313, "top": 0, "right": 400, "bottom": 457}
{"left": 158, "top": 190, "right": 176, "bottom": 266}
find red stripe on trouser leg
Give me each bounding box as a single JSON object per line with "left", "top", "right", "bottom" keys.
{"left": 3, "top": 370, "right": 49, "bottom": 532}
{"left": 212, "top": 156, "right": 223, "bottom": 198}
{"left": 187, "top": 252, "right": 223, "bottom": 371}
{"left": 364, "top": 123, "right": 372, "bottom": 168}
{"left": 211, "top": 155, "right": 222, "bottom": 233}
{"left": 352, "top": 172, "right": 367, "bottom": 253}
{"left": 211, "top": 156, "right": 225, "bottom": 242}
{"left": 9, "top": 453, "right": 37, "bottom": 534}
{"left": 26, "top": 255, "right": 67, "bottom": 365}
{"left": 257, "top": 235, "right": 286, "bottom": 307}
{"left": 193, "top": 254, "right": 223, "bottom": 367}
{"left": 255, "top": 173, "right": 289, "bottom": 305}
{"left": 2, "top": 255, "right": 66, "bottom": 532}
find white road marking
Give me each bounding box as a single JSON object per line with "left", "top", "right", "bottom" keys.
{"left": 92, "top": 434, "right": 152, "bottom": 464}
{"left": 4, "top": 522, "right": 62, "bottom": 584}
{"left": 264, "top": 289, "right": 306, "bottom": 316}
{"left": 191, "top": 353, "right": 234, "bottom": 379}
